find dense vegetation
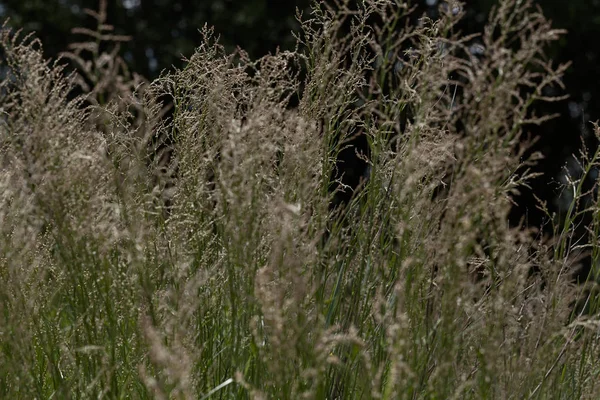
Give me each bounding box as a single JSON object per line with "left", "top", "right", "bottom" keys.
{"left": 1, "top": 0, "right": 600, "bottom": 398}
{"left": 2, "top": 0, "right": 599, "bottom": 244}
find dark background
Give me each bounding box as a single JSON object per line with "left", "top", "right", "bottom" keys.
{"left": 1, "top": 0, "right": 599, "bottom": 229}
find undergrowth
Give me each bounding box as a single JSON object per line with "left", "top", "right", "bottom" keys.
{"left": 1, "top": 0, "right": 599, "bottom": 398}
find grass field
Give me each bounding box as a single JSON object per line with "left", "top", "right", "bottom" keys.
{"left": 1, "top": 0, "right": 600, "bottom": 398}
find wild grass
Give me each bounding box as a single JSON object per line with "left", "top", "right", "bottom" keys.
{"left": 1, "top": 0, "right": 600, "bottom": 398}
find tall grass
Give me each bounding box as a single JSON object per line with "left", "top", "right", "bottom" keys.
{"left": 1, "top": 0, "right": 599, "bottom": 398}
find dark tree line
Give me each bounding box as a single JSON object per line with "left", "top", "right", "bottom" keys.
{"left": 0, "top": 0, "right": 312, "bottom": 77}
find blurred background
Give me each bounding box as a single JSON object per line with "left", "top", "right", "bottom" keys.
{"left": 0, "top": 0, "right": 599, "bottom": 228}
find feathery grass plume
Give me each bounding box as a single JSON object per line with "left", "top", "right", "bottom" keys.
{"left": 61, "top": 0, "right": 175, "bottom": 223}
{"left": 0, "top": 21, "right": 150, "bottom": 397}
{"left": 60, "top": 0, "right": 136, "bottom": 107}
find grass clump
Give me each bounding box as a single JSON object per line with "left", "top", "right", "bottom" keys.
{"left": 1, "top": 0, "right": 600, "bottom": 398}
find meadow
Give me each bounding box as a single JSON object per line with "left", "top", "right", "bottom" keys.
{"left": 1, "top": 0, "right": 600, "bottom": 398}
